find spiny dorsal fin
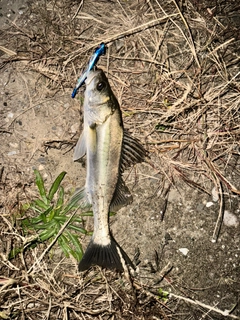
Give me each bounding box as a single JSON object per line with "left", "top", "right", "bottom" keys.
{"left": 110, "top": 177, "right": 133, "bottom": 212}
{"left": 73, "top": 131, "right": 86, "bottom": 161}
{"left": 121, "top": 131, "right": 147, "bottom": 173}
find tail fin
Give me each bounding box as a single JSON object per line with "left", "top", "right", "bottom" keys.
{"left": 79, "top": 236, "right": 134, "bottom": 272}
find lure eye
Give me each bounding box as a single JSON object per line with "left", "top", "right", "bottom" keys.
{"left": 96, "top": 81, "right": 106, "bottom": 91}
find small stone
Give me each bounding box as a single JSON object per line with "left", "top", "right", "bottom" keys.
{"left": 206, "top": 202, "right": 214, "bottom": 208}
{"left": 9, "top": 142, "right": 18, "bottom": 148}
{"left": 38, "top": 164, "right": 45, "bottom": 171}
{"left": 179, "top": 248, "right": 189, "bottom": 256}
{"left": 37, "top": 157, "right": 46, "bottom": 164}
{"left": 7, "top": 150, "right": 18, "bottom": 156}
{"left": 212, "top": 187, "right": 219, "bottom": 202}
{"left": 223, "top": 211, "right": 239, "bottom": 227}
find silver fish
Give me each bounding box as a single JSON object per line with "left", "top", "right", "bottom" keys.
{"left": 72, "top": 69, "right": 147, "bottom": 272}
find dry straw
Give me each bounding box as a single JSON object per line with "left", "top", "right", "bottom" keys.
{"left": 0, "top": 0, "right": 239, "bottom": 319}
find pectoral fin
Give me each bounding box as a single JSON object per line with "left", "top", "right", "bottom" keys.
{"left": 73, "top": 131, "right": 86, "bottom": 161}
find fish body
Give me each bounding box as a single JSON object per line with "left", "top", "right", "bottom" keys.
{"left": 71, "top": 43, "right": 106, "bottom": 98}
{"left": 73, "top": 69, "right": 146, "bottom": 272}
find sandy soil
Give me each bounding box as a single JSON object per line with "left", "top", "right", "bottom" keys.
{"left": 0, "top": 0, "right": 239, "bottom": 319}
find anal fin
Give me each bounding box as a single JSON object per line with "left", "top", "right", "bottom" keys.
{"left": 110, "top": 177, "right": 133, "bottom": 212}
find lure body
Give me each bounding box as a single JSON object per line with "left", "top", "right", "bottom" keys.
{"left": 71, "top": 43, "right": 106, "bottom": 98}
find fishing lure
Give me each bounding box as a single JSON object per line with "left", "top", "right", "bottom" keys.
{"left": 71, "top": 43, "right": 106, "bottom": 98}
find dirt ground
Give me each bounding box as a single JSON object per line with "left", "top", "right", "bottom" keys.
{"left": 0, "top": 0, "right": 240, "bottom": 319}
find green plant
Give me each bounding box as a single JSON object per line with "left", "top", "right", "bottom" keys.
{"left": 20, "top": 170, "right": 92, "bottom": 262}
{"left": 158, "top": 288, "right": 169, "bottom": 302}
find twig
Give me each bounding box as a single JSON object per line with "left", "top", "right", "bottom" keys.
{"left": 205, "top": 158, "right": 240, "bottom": 195}
{"left": 170, "top": 293, "right": 240, "bottom": 319}
{"left": 0, "top": 46, "right": 16, "bottom": 56}
{"left": 98, "top": 13, "right": 179, "bottom": 45}
{"left": 65, "top": 13, "right": 179, "bottom": 65}
{"left": 212, "top": 180, "right": 224, "bottom": 242}
{"left": 206, "top": 38, "right": 235, "bottom": 58}
{"left": 71, "top": 0, "right": 83, "bottom": 21}
{"left": 172, "top": 0, "right": 200, "bottom": 68}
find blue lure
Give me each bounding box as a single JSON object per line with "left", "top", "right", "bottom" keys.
{"left": 71, "top": 43, "right": 106, "bottom": 98}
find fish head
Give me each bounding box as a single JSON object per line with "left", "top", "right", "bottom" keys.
{"left": 84, "top": 69, "right": 120, "bottom": 125}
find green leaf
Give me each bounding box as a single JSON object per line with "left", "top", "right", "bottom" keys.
{"left": 58, "top": 234, "right": 70, "bottom": 257}
{"left": 34, "top": 170, "right": 48, "bottom": 204}
{"left": 67, "top": 224, "right": 87, "bottom": 234}
{"left": 56, "top": 186, "right": 64, "bottom": 208}
{"left": 80, "top": 211, "right": 94, "bottom": 216}
{"left": 63, "top": 201, "right": 79, "bottom": 214}
{"left": 39, "top": 226, "right": 56, "bottom": 241}
{"left": 158, "top": 288, "right": 169, "bottom": 302}
{"left": 31, "top": 206, "right": 53, "bottom": 224}
{"left": 48, "top": 172, "right": 66, "bottom": 201}
{"left": 53, "top": 215, "right": 67, "bottom": 222}
{"left": 33, "top": 199, "right": 49, "bottom": 211}
{"left": 155, "top": 123, "right": 166, "bottom": 131}
{"left": 9, "top": 247, "right": 22, "bottom": 259}
{"left": 65, "top": 231, "right": 83, "bottom": 261}
{"left": 71, "top": 216, "right": 85, "bottom": 223}
{"left": 48, "top": 208, "right": 56, "bottom": 221}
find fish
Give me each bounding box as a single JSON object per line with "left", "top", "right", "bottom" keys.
{"left": 72, "top": 68, "right": 147, "bottom": 272}
{"left": 71, "top": 43, "right": 106, "bottom": 98}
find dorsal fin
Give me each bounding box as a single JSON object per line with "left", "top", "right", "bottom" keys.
{"left": 121, "top": 131, "right": 147, "bottom": 173}
{"left": 73, "top": 131, "right": 86, "bottom": 161}
{"left": 110, "top": 131, "right": 147, "bottom": 211}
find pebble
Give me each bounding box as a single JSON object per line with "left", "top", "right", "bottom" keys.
{"left": 212, "top": 187, "right": 219, "bottom": 202}
{"left": 38, "top": 164, "right": 45, "bottom": 171}
{"left": 37, "top": 157, "right": 46, "bottom": 164}
{"left": 9, "top": 142, "right": 18, "bottom": 148}
{"left": 223, "top": 210, "right": 239, "bottom": 227}
{"left": 179, "top": 248, "right": 189, "bottom": 256}
{"left": 7, "top": 150, "right": 18, "bottom": 156}
{"left": 206, "top": 201, "right": 214, "bottom": 208}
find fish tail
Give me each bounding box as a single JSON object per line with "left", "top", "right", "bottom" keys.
{"left": 79, "top": 236, "right": 134, "bottom": 272}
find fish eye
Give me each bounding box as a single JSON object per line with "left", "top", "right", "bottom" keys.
{"left": 96, "top": 81, "right": 106, "bottom": 91}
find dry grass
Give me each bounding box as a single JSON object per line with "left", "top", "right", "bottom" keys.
{"left": 0, "top": 0, "right": 240, "bottom": 319}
